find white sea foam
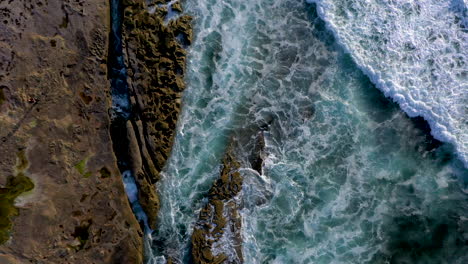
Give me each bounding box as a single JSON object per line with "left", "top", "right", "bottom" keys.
{"left": 122, "top": 170, "right": 139, "bottom": 203}
{"left": 148, "top": 0, "right": 274, "bottom": 261}
{"left": 145, "top": 0, "right": 468, "bottom": 262}
{"left": 122, "top": 170, "right": 151, "bottom": 232}
{"left": 307, "top": 0, "right": 468, "bottom": 167}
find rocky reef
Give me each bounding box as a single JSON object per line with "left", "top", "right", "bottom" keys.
{"left": 0, "top": 0, "right": 143, "bottom": 263}
{"left": 191, "top": 146, "right": 244, "bottom": 264}
{"left": 119, "top": 0, "right": 192, "bottom": 229}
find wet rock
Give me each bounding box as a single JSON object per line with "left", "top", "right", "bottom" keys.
{"left": 171, "top": 2, "right": 183, "bottom": 13}
{"left": 191, "top": 147, "right": 244, "bottom": 264}
{"left": 121, "top": 0, "right": 192, "bottom": 229}
{"left": 251, "top": 131, "right": 266, "bottom": 174}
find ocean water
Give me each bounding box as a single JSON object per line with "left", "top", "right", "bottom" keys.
{"left": 308, "top": 0, "right": 468, "bottom": 167}
{"left": 145, "top": 0, "right": 468, "bottom": 263}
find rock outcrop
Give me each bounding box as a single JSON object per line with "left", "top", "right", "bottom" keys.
{"left": 190, "top": 128, "right": 268, "bottom": 264}
{"left": 191, "top": 147, "right": 244, "bottom": 264}
{"left": 120, "top": 0, "right": 192, "bottom": 229}
{"left": 0, "top": 0, "right": 143, "bottom": 263}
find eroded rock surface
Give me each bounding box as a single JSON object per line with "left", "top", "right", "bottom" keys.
{"left": 191, "top": 148, "right": 244, "bottom": 264}
{"left": 0, "top": 0, "right": 143, "bottom": 263}
{"left": 120, "top": 0, "right": 192, "bottom": 229}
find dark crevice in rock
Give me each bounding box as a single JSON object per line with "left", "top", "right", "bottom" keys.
{"left": 108, "top": 0, "right": 131, "bottom": 120}
{"left": 71, "top": 219, "right": 93, "bottom": 251}
{"left": 108, "top": 0, "right": 148, "bottom": 233}
{"left": 0, "top": 86, "right": 6, "bottom": 106}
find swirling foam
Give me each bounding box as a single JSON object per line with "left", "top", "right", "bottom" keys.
{"left": 145, "top": 0, "right": 468, "bottom": 262}
{"left": 307, "top": 0, "right": 468, "bottom": 167}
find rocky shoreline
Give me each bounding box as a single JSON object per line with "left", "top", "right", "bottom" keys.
{"left": 118, "top": 0, "right": 192, "bottom": 231}
{"left": 0, "top": 0, "right": 266, "bottom": 262}
{"left": 0, "top": 0, "right": 194, "bottom": 262}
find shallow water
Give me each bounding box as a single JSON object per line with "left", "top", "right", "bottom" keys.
{"left": 145, "top": 1, "right": 468, "bottom": 263}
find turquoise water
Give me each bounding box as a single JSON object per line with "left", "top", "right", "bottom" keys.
{"left": 146, "top": 1, "right": 468, "bottom": 263}
{"left": 309, "top": 0, "right": 468, "bottom": 166}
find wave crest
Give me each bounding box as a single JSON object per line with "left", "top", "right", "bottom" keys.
{"left": 307, "top": 0, "right": 468, "bottom": 167}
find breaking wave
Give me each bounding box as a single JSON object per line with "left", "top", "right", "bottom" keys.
{"left": 307, "top": 0, "right": 468, "bottom": 167}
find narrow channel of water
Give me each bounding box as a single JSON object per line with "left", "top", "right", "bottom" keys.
{"left": 108, "top": 0, "right": 149, "bottom": 232}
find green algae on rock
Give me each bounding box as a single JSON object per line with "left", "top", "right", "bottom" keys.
{"left": 0, "top": 151, "right": 35, "bottom": 244}
{"left": 191, "top": 147, "right": 243, "bottom": 264}
{"left": 0, "top": 174, "right": 35, "bottom": 244}
{"left": 74, "top": 158, "right": 87, "bottom": 174}
{"left": 121, "top": 0, "right": 192, "bottom": 229}
{"left": 74, "top": 158, "right": 92, "bottom": 178}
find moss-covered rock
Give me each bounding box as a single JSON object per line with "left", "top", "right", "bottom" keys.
{"left": 0, "top": 174, "right": 35, "bottom": 244}
{"left": 74, "top": 157, "right": 92, "bottom": 178}
{"left": 0, "top": 151, "right": 35, "bottom": 244}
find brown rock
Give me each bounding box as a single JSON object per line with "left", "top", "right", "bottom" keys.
{"left": 171, "top": 2, "right": 183, "bottom": 13}
{"left": 191, "top": 147, "right": 244, "bottom": 264}
{"left": 0, "top": 0, "right": 143, "bottom": 263}
{"left": 121, "top": 0, "right": 192, "bottom": 229}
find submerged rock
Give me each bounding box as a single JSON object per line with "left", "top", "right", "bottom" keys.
{"left": 250, "top": 131, "right": 266, "bottom": 175}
